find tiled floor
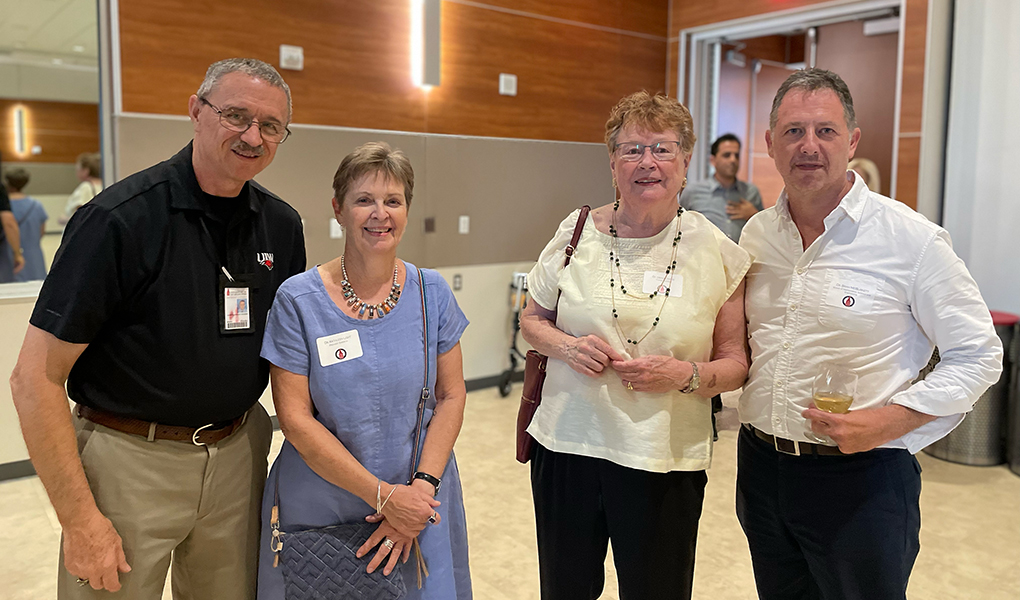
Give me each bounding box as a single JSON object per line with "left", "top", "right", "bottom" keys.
{"left": 2, "top": 386, "right": 1018, "bottom": 599}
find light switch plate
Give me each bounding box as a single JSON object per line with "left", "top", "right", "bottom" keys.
{"left": 499, "top": 73, "right": 517, "bottom": 96}
{"left": 458, "top": 215, "right": 470, "bottom": 234}
{"left": 280, "top": 45, "right": 304, "bottom": 71}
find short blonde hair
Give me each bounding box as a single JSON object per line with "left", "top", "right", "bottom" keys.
{"left": 848, "top": 158, "right": 881, "bottom": 192}
{"left": 332, "top": 142, "right": 414, "bottom": 208}
{"left": 605, "top": 91, "right": 696, "bottom": 156}
{"left": 77, "top": 152, "right": 101, "bottom": 178}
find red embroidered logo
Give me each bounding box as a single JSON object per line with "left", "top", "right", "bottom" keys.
{"left": 257, "top": 252, "right": 274, "bottom": 270}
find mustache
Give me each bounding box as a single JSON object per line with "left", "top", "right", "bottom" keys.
{"left": 231, "top": 140, "right": 265, "bottom": 156}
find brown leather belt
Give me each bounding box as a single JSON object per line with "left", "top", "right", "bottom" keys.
{"left": 745, "top": 424, "right": 846, "bottom": 456}
{"left": 76, "top": 404, "right": 246, "bottom": 446}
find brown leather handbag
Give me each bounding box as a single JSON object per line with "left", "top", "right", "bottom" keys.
{"left": 516, "top": 206, "right": 590, "bottom": 464}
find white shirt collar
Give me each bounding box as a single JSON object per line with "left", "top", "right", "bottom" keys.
{"left": 774, "top": 170, "right": 870, "bottom": 226}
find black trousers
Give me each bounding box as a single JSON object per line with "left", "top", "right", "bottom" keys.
{"left": 735, "top": 426, "right": 922, "bottom": 600}
{"left": 530, "top": 443, "right": 707, "bottom": 600}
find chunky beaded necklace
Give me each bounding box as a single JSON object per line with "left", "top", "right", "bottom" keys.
{"left": 608, "top": 200, "right": 684, "bottom": 346}
{"left": 340, "top": 255, "right": 401, "bottom": 319}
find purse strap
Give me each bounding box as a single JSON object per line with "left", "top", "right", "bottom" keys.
{"left": 551, "top": 205, "right": 591, "bottom": 318}
{"left": 408, "top": 265, "right": 430, "bottom": 482}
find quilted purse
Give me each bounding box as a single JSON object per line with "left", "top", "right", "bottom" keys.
{"left": 270, "top": 267, "right": 433, "bottom": 599}
{"left": 515, "top": 206, "right": 590, "bottom": 464}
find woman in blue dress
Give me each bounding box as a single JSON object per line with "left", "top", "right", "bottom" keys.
{"left": 257, "top": 142, "right": 472, "bottom": 599}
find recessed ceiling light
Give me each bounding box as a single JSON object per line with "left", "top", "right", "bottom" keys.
{"left": 72, "top": 45, "right": 85, "bottom": 53}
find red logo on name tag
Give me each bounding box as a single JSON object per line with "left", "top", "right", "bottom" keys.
{"left": 335, "top": 348, "right": 347, "bottom": 360}
{"left": 843, "top": 295, "right": 856, "bottom": 307}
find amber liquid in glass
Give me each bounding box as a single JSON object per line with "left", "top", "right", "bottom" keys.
{"left": 813, "top": 392, "right": 853, "bottom": 414}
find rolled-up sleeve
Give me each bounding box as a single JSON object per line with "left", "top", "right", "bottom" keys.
{"left": 891, "top": 229, "right": 1003, "bottom": 449}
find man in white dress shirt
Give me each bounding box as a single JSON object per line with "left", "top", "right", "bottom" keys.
{"left": 737, "top": 68, "right": 1003, "bottom": 600}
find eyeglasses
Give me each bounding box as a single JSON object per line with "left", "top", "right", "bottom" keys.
{"left": 615, "top": 141, "right": 682, "bottom": 162}
{"left": 199, "top": 97, "right": 291, "bottom": 144}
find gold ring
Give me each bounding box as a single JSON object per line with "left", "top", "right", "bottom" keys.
{"left": 626, "top": 381, "right": 634, "bottom": 390}
{"left": 76, "top": 578, "right": 89, "bottom": 587}
{"left": 383, "top": 538, "right": 395, "bottom": 550}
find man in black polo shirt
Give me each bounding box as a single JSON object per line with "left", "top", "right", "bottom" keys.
{"left": 10, "top": 58, "right": 305, "bottom": 599}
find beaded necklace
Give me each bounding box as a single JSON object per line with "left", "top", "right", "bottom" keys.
{"left": 608, "top": 200, "right": 684, "bottom": 346}
{"left": 340, "top": 255, "right": 401, "bottom": 319}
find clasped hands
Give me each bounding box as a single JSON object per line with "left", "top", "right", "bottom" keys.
{"left": 357, "top": 478, "right": 440, "bottom": 576}
{"left": 564, "top": 334, "right": 693, "bottom": 394}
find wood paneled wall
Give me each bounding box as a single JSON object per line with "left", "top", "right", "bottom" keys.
{"left": 118, "top": 0, "right": 669, "bottom": 144}
{"left": 0, "top": 99, "right": 99, "bottom": 164}
{"left": 668, "top": 0, "right": 930, "bottom": 209}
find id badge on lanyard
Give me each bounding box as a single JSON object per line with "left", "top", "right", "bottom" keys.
{"left": 199, "top": 215, "right": 256, "bottom": 335}
{"left": 218, "top": 267, "right": 255, "bottom": 334}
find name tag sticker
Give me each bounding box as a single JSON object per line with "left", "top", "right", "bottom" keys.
{"left": 641, "top": 271, "right": 682, "bottom": 298}
{"left": 316, "top": 330, "right": 364, "bottom": 367}
{"left": 824, "top": 271, "right": 880, "bottom": 314}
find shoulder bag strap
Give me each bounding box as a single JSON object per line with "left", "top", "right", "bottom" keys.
{"left": 552, "top": 205, "right": 591, "bottom": 318}
{"left": 409, "top": 265, "right": 430, "bottom": 480}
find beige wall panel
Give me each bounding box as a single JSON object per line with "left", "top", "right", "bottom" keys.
{"left": 116, "top": 115, "right": 610, "bottom": 269}
{"left": 422, "top": 135, "right": 611, "bottom": 266}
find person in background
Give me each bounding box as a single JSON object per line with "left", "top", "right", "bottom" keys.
{"left": 10, "top": 58, "right": 305, "bottom": 599}
{"left": 0, "top": 155, "right": 24, "bottom": 275}
{"left": 680, "top": 133, "right": 765, "bottom": 439}
{"left": 0, "top": 168, "right": 48, "bottom": 282}
{"left": 738, "top": 68, "right": 1002, "bottom": 600}
{"left": 58, "top": 152, "right": 103, "bottom": 225}
{"left": 520, "top": 91, "right": 750, "bottom": 600}
{"left": 680, "top": 133, "right": 764, "bottom": 243}
{"left": 848, "top": 157, "right": 881, "bottom": 193}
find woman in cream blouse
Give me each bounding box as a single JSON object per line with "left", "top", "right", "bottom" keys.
{"left": 520, "top": 91, "right": 751, "bottom": 600}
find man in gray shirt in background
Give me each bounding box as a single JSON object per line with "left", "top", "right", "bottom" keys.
{"left": 680, "top": 133, "right": 763, "bottom": 243}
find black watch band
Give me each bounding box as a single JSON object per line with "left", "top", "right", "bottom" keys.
{"left": 412, "top": 471, "right": 441, "bottom": 494}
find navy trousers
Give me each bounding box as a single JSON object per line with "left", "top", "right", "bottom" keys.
{"left": 736, "top": 426, "right": 922, "bottom": 600}
{"left": 530, "top": 443, "right": 707, "bottom": 600}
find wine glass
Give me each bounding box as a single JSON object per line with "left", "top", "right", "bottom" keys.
{"left": 806, "top": 365, "right": 858, "bottom": 443}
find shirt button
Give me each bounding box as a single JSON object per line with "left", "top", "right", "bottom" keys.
{"left": 789, "top": 304, "right": 798, "bottom": 311}
{"left": 775, "top": 380, "right": 784, "bottom": 387}
{"left": 797, "top": 267, "right": 807, "bottom": 275}
{"left": 783, "top": 342, "right": 791, "bottom": 349}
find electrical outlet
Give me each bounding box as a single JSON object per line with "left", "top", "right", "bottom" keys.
{"left": 452, "top": 274, "right": 462, "bottom": 291}
{"left": 329, "top": 219, "right": 343, "bottom": 239}
{"left": 458, "top": 215, "right": 470, "bottom": 234}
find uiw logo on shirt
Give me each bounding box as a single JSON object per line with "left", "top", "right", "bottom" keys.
{"left": 256, "top": 252, "right": 274, "bottom": 270}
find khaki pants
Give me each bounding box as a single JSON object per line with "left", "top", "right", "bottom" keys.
{"left": 58, "top": 404, "right": 273, "bottom": 600}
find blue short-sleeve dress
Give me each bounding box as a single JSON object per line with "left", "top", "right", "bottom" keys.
{"left": 257, "top": 261, "right": 472, "bottom": 599}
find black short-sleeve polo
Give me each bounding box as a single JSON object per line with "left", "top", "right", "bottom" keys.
{"left": 0, "top": 184, "right": 10, "bottom": 212}
{"left": 31, "top": 143, "right": 306, "bottom": 426}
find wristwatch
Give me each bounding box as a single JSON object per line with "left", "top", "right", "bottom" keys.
{"left": 412, "top": 471, "right": 441, "bottom": 495}
{"left": 679, "top": 361, "right": 700, "bottom": 394}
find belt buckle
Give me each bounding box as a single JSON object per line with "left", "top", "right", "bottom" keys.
{"left": 192, "top": 423, "right": 214, "bottom": 446}
{"left": 774, "top": 436, "right": 801, "bottom": 456}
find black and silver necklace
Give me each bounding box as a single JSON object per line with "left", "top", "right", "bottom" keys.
{"left": 340, "top": 255, "right": 401, "bottom": 319}
{"left": 608, "top": 201, "right": 684, "bottom": 346}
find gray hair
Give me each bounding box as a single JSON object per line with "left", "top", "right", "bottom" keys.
{"left": 769, "top": 68, "right": 856, "bottom": 131}
{"left": 196, "top": 58, "right": 292, "bottom": 122}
